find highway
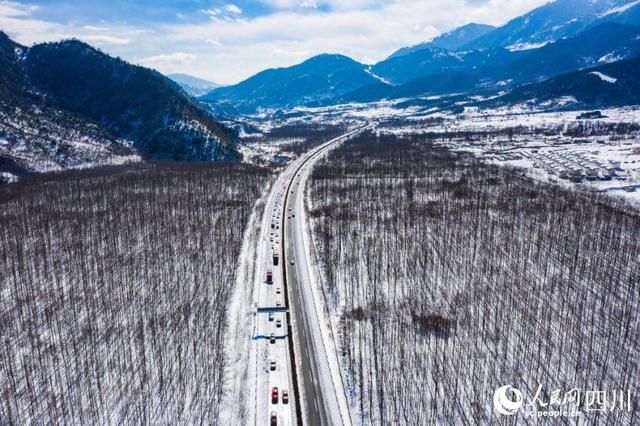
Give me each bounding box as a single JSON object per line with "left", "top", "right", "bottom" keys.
{"left": 254, "top": 125, "right": 370, "bottom": 426}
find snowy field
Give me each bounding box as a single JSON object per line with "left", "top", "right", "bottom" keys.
{"left": 235, "top": 123, "right": 349, "bottom": 165}
{"left": 243, "top": 102, "right": 640, "bottom": 205}
{"left": 306, "top": 132, "right": 640, "bottom": 424}
{"left": 0, "top": 162, "right": 269, "bottom": 424}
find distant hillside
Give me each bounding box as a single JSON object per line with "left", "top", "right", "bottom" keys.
{"left": 463, "top": 0, "right": 640, "bottom": 50}
{"left": 388, "top": 23, "right": 495, "bottom": 59}
{"left": 372, "top": 45, "right": 517, "bottom": 86}
{"left": 345, "top": 23, "right": 640, "bottom": 103}
{"left": 489, "top": 55, "right": 640, "bottom": 108}
{"left": 168, "top": 73, "right": 222, "bottom": 97}
{"left": 0, "top": 32, "right": 237, "bottom": 173}
{"left": 502, "top": 22, "right": 640, "bottom": 83}
{"left": 201, "top": 54, "right": 379, "bottom": 111}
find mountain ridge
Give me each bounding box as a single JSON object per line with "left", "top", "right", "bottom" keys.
{"left": 387, "top": 23, "right": 496, "bottom": 59}
{"left": 202, "top": 53, "right": 379, "bottom": 112}
{"left": 168, "top": 73, "right": 222, "bottom": 97}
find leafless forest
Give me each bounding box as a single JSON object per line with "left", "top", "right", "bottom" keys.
{"left": 307, "top": 132, "right": 640, "bottom": 424}
{"left": 0, "top": 162, "right": 269, "bottom": 424}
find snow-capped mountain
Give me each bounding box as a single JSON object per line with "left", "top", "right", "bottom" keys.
{"left": 336, "top": 22, "right": 640, "bottom": 106}
{"left": 201, "top": 54, "right": 379, "bottom": 112}
{"left": 168, "top": 73, "right": 222, "bottom": 97}
{"left": 463, "top": 0, "right": 640, "bottom": 50}
{"left": 0, "top": 32, "right": 238, "bottom": 174}
{"left": 387, "top": 23, "right": 496, "bottom": 59}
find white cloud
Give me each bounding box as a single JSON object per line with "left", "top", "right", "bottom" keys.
{"left": 82, "top": 35, "right": 131, "bottom": 45}
{"left": 135, "top": 52, "right": 197, "bottom": 69}
{"left": 225, "top": 4, "right": 242, "bottom": 15}
{"left": 0, "top": 1, "right": 141, "bottom": 46}
{"left": 0, "top": 0, "right": 38, "bottom": 18}
{"left": 205, "top": 38, "right": 224, "bottom": 47}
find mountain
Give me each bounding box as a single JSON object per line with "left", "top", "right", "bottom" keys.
{"left": 341, "top": 22, "right": 640, "bottom": 103}
{"left": 388, "top": 23, "right": 496, "bottom": 59}
{"left": 168, "top": 73, "right": 222, "bottom": 97}
{"left": 372, "top": 45, "right": 519, "bottom": 86}
{"left": 201, "top": 54, "right": 379, "bottom": 111}
{"left": 0, "top": 32, "right": 27, "bottom": 101}
{"left": 337, "top": 70, "right": 481, "bottom": 104}
{"left": 489, "top": 55, "right": 640, "bottom": 108}
{"left": 1, "top": 33, "right": 136, "bottom": 173}
{"left": 0, "top": 33, "right": 237, "bottom": 173}
{"left": 502, "top": 22, "right": 640, "bottom": 83}
{"left": 463, "top": 0, "right": 640, "bottom": 51}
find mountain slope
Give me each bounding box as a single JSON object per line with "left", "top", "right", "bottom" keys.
{"left": 0, "top": 32, "right": 26, "bottom": 101}
{"left": 502, "top": 22, "right": 640, "bottom": 82}
{"left": 463, "top": 0, "right": 636, "bottom": 50}
{"left": 388, "top": 23, "right": 495, "bottom": 59}
{"left": 168, "top": 73, "right": 222, "bottom": 97}
{"left": 338, "top": 70, "right": 481, "bottom": 104}
{"left": 346, "top": 22, "right": 640, "bottom": 102}
{"left": 201, "top": 54, "right": 379, "bottom": 111}
{"left": 24, "top": 40, "right": 237, "bottom": 161}
{"left": 1, "top": 33, "right": 238, "bottom": 173}
{"left": 373, "top": 45, "right": 519, "bottom": 85}
{"left": 489, "top": 55, "right": 640, "bottom": 108}
{"left": 1, "top": 33, "right": 138, "bottom": 173}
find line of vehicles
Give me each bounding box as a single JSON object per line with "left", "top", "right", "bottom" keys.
{"left": 264, "top": 184, "right": 293, "bottom": 426}
{"left": 264, "top": 126, "right": 373, "bottom": 426}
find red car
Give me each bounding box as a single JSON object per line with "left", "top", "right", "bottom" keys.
{"left": 271, "top": 387, "right": 279, "bottom": 404}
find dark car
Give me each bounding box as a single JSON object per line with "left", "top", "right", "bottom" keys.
{"left": 270, "top": 411, "right": 278, "bottom": 425}
{"left": 282, "top": 390, "right": 289, "bottom": 404}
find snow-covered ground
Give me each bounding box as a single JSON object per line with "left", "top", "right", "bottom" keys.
{"left": 379, "top": 106, "right": 640, "bottom": 205}
{"left": 237, "top": 103, "right": 640, "bottom": 205}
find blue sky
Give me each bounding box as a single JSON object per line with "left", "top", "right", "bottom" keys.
{"left": 0, "top": 0, "right": 549, "bottom": 84}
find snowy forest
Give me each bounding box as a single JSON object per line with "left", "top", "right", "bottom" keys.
{"left": 0, "top": 162, "right": 269, "bottom": 424}
{"left": 307, "top": 132, "right": 640, "bottom": 425}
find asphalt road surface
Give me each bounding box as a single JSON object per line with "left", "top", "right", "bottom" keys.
{"left": 280, "top": 125, "right": 371, "bottom": 425}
